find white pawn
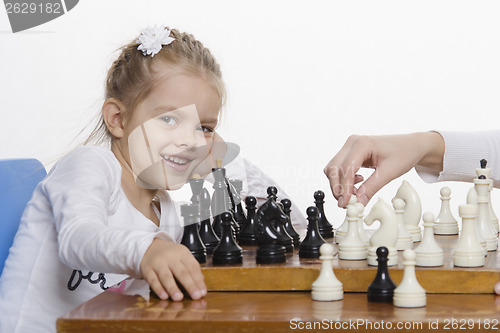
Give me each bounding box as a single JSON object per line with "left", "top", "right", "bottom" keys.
{"left": 393, "top": 181, "right": 422, "bottom": 242}
{"left": 393, "top": 249, "right": 426, "bottom": 308}
{"left": 488, "top": 180, "right": 499, "bottom": 235}
{"left": 392, "top": 198, "right": 412, "bottom": 251}
{"left": 434, "top": 187, "right": 459, "bottom": 235}
{"left": 467, "top": 187, "right": 487, "bottom": 255}
{"left": 339, "top": 206, "right": 368, "bottom": 260}
{"left": 415, "top": 212, "right": 444, "bottom": 267}
{"left": 335, "top": 195, "right": 357, "bottom": 244}
{"left": 453, "top": 204, "right": 485, "bottom": 267}
{"left": 311, "top": 243, "right": 343, "bottom": 301}
{"left": 354, "top": 202, "right": 370, "bottom": 246}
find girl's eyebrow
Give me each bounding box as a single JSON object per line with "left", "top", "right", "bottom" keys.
{"left": 152, "top": 104, "right": 218, "bottom": 125}
{"left": 152, "top": 105, "right": 180, "bottom": 116}
{"left": 201, "top": 117, "right": 218, "bottom": 125}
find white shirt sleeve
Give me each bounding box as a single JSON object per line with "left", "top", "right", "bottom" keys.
{"left": 42, "top": 146, "right": 159, "bottom": 278}
{"left": 415, "top": 129, "right": 500, "bottom": 187}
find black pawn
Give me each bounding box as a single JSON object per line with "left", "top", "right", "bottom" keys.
{"left": 230, "top": 180, "right": 247, "bottom": 228}
{"left": 180, "top": 204, "right": 206, "bottom": 264}
{"left": 367, "top": 246, "right": 396, "bottom": 303}
{"left": 239, "top": 196, "right": 258, "bottom": 245}
{"left": 299, "top": 206, "right": 326, "bottom": 258}
{"left": 314, "top": 190, "right": 334, "bottom": 239}
{"left": 267, "top": 186, "right": 278, "bottom": 200}
{"left": 281, "top": 199, "right": 300, "bottom": 248}
{"left": 212, "top": 212, "right": 243, "bottom": 265}
{"left": 198, "top": 188, "right": 219, "bottom": 255}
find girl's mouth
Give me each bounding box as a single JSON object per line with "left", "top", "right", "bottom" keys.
{"left": 162, "top": 155, "right": 193, "bottom": 172}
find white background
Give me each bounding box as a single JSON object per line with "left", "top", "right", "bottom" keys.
{"left": 1, "top": 0, "right": 500, "bottom": 227}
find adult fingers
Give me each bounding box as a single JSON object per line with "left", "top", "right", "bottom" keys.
{"left": 323, "top": 136, "right": 359, "bottom": 201}
{"left": 355, "top": 164, "right": 395, "bottom": 206}
{"left": 336, "top": 141, "right": 374, "bottom": 207}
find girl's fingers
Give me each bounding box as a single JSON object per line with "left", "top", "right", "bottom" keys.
{"left": 157, "top": 266, "right": 184, "bottom": 301}
{"left": 143, "top": 269, "right": 169, "bottom": 300}
{"left": 169, "top": 260, "right": 204, "bottom": 300}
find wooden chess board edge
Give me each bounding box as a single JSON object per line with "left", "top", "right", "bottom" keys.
{"left": 202, "top": 266, "right": 500, "bottom": 294}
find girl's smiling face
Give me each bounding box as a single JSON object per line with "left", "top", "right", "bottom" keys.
{"left": 123, "top": 71, "right": 221, "bottom": 190}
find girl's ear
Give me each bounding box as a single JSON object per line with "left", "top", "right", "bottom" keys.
{"left": 102, "top": 98, "right": 127, "bottom": 139}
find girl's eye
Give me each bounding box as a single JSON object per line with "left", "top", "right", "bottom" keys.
{"left": 160, "top": 116, "right": 177, "bottom": 126}
{"left": 197, "top": 126, "right": 214, "bottom": 133}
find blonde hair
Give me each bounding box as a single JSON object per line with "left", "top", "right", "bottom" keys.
{"left": 85, "top": 27, "right": 225, "bottom": 144}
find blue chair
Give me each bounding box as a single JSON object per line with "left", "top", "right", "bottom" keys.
{"left": 0, "top": 159, "right": 46, "bottom": 276}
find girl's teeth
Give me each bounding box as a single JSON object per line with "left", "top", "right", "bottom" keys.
{"left": 166, "top": 156, "right": 188, "bottom": 165}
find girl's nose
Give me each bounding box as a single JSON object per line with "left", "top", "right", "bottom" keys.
{"left": 174, "top": 126, "right": 204, "bottom": 148}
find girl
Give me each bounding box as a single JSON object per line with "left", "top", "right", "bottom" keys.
{"left": 0, "top": 26, "right": 225, "bottom": 332}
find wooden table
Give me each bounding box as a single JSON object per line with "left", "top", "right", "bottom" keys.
{"left": 58, "top": 235, "right": 500, "bottom": 332}
{"left": 57, "top": 291, "right": 500, "bottom": 333}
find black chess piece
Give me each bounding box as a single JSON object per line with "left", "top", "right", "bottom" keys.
{"left": 230, "top": 180, "right": 247, "bottom": 228}
{"left": 479, "top": 159, "right": 488, "bottom": 179}
{"left": 211, "top": 166, "right": 240, "bottom": 238}
{"left": 255, "top": 198, "right": 286, "bottom": 264}
{"left": 180, "top": 204, "right": 206, "bottom": 264}
{"left": 367, "top": 246, "right": 397, "bottom": 303}
{"left": 198, "top": 188, "right": 219, "bottom": 254}
{"left": 239, "top": 196, "right": 258, "bottom": 246}
{"left": 211, "top": 167, "right": 232, "bottom": 238}
{"left": 314, "top": 190, "right": 334, "bottom": 239}
{"left": 280, "top": 198, "right": 300, "bottom": 248}
{"left": 299, "top": 206, "right": 326, "bottom": 259}
{"left": 267, "top": 186, "right": 278, "bottom": 200}
{"left": 212, "top": 212, "right": 243, "bottom": 265}
{"left": 273, "top": 209, "right": 294, "bottom": 253}
{"left": 189, "top": 176, "right": 204, "bottom": 205}
{"left": 265, "top": 185, "right": 294, "bottom": 250}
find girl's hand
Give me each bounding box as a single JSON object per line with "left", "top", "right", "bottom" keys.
{"left": 324, "top": 132, "right": 444, "bottom": 207}
{"left": 140, "top": 238, "right": 207, "bottom": 301}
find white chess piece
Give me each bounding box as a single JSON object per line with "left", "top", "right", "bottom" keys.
{"left": 474, "top": 168, "right": 498, "bottom": 251}
{"left": 488, "top": 180, "right": 499, "bottom": 235}
{"left": 354, "top": 202, "right": 370, "bottom": 246}
{"left": 364, "top": 199, "right": 398, "bottom": 266}
{"left": 394, "top": 181, "right": 422, "bottom": 242}
{"left": 415, "top": 212, "right": 444, "bottom": 267}
{"left": 453, "top": 204, "right": 485, "bottom": 267}
{"left": 392, "top": 198, "right": 412, "bottom": 251}
{"left": 339, "top": 206, "right": 368, "bottom": 260}
{"left": 434, "top": 187, "right": 459, "bottom": 235}
{"left": 393, "top": 249, "right": 426, "bottom": 308}
{"left": 335, "top": 195, "right": 357, "bottom": 244}
{"left": 311, "top": 243, "right": 343, "bottom": 301}
{"left": 467, "top": 187, "right": 487, "bottom": 255}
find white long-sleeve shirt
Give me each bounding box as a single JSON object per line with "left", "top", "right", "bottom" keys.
{"left": 0, "top": 146, "right": 183, "bottom": 333}
{"left": 416, "top": 130, "right": 500, "bottom": 186}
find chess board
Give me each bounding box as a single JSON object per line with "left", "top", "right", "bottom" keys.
{"left": 201, "top": 234, "right": 500, "bottom": 294}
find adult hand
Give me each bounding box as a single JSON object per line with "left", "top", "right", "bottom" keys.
{"left": 324, "top": 132, "right": 444, "bottom": 207}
